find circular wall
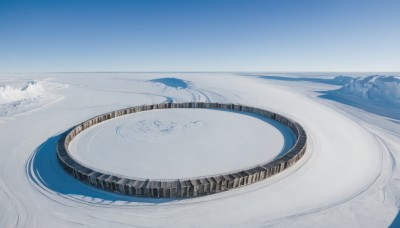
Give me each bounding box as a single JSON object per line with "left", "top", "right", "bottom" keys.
{"left": 57, "top": 102, "right": 307, "bottom": 198}
{"left": 68, "top": 108, "right": 295, "bottom": 179}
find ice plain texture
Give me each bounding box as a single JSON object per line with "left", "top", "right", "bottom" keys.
{"left": 1, "top": 73, "right": 400, "bottom": 227}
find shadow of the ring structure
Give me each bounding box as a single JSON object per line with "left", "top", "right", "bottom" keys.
{"left": 57, "top": 102, "right": 307, "bottom": 198}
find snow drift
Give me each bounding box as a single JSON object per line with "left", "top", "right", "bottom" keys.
{"left": 0, "top": 81, "right": 44, "bottom": 104}
{"left": 340, "top": 75, "right": 400, "bottom": 105}
{"left": 0, "top": 80, "right": 65, "bottom": 118}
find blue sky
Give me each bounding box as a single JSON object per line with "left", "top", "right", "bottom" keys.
{"left": 1, "top": 0, "right": 399, "bottom": 72}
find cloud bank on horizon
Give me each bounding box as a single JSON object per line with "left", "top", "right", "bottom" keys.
{"left": 0, "top": 0, "right": 399, "bottom": 72}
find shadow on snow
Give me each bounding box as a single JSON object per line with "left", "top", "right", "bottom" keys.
{"left": 148, "top": 77, "right": 190, "bottom": 89}
{"left": 390, "top": 212, "right": 400, "bottom": 228}
{"left": 26, "top": 132, "right": 176, "bottom": 204}
{"left": 260, "top": 75, "right": 400, "bottom": 120}
{"left": 26, "top": 110, "right": 295, "bottom": 204}
{"left": 258, "top": 75, "right": 353, "bottom": 86}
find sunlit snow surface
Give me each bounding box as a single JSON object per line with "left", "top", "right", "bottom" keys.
{"left": 1, "top": 72, "right": 400, "bottom": 227}
{"left": 0, "top": 79, "right": 66, "bottom": 118}
{"left": 69, "top": 108, "right": 293, "bottom": 179}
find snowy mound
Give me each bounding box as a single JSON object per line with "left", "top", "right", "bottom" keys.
{"left": 0, "top": 81, "right": 44, "bottom": 104}
{"left": 0, "top": 80, "right": 65, "bottom": 118}
{"left": 331, "top": 75, "right": 354, "bottom": 85}
{"left": 340, "top": 75, "right": 400, "bottom": 104}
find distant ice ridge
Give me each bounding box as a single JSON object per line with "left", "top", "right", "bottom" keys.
{"left": 340, "top": 75, "right": 400, "bottom": 104}
{"left": 0, "top": 80, "right": 44, "bottom": 104}
{"left": 0, "top": 80, "right": 65, "bottom": 118}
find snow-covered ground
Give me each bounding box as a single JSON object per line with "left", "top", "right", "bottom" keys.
{"left": 0, "top": 72, "right": 399, "bottom": 227}
{"left": 0, "top": 79, "right": 66, "bottom": 118}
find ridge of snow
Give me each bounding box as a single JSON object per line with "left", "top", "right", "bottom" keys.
{"left": 0, "top": 80, "right": 44, "bottom": 104}
{"left": 340, "top": 75, "right": 400, "bottom": 104}
{"left": 0, "top": 80, "right": 66, "bottom": 118}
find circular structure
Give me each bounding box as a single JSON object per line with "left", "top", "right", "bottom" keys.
{"left": 68, "top": 108, "right": 294, "bottom": 179}
{"left": 57, "top": 102, "right": 307, "bottom": 198}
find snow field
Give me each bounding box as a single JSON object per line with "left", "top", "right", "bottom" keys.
{"left": 0, "top": 73, "right": 398, "bottom": 227}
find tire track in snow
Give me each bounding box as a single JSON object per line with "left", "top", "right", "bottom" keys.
{"left": 235, "top": 87, "right": 397, "bottom": 226}
{"left": 245, "top": 132, "right": 391, "bottom": 226}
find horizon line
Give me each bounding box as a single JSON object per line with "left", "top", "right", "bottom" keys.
{"left": 1, "top": 70, "right": 400, "bottom": 74}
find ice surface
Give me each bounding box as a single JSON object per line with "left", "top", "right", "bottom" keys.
{"left": 0, "top": 72, "right": 399, "bottom": 227}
